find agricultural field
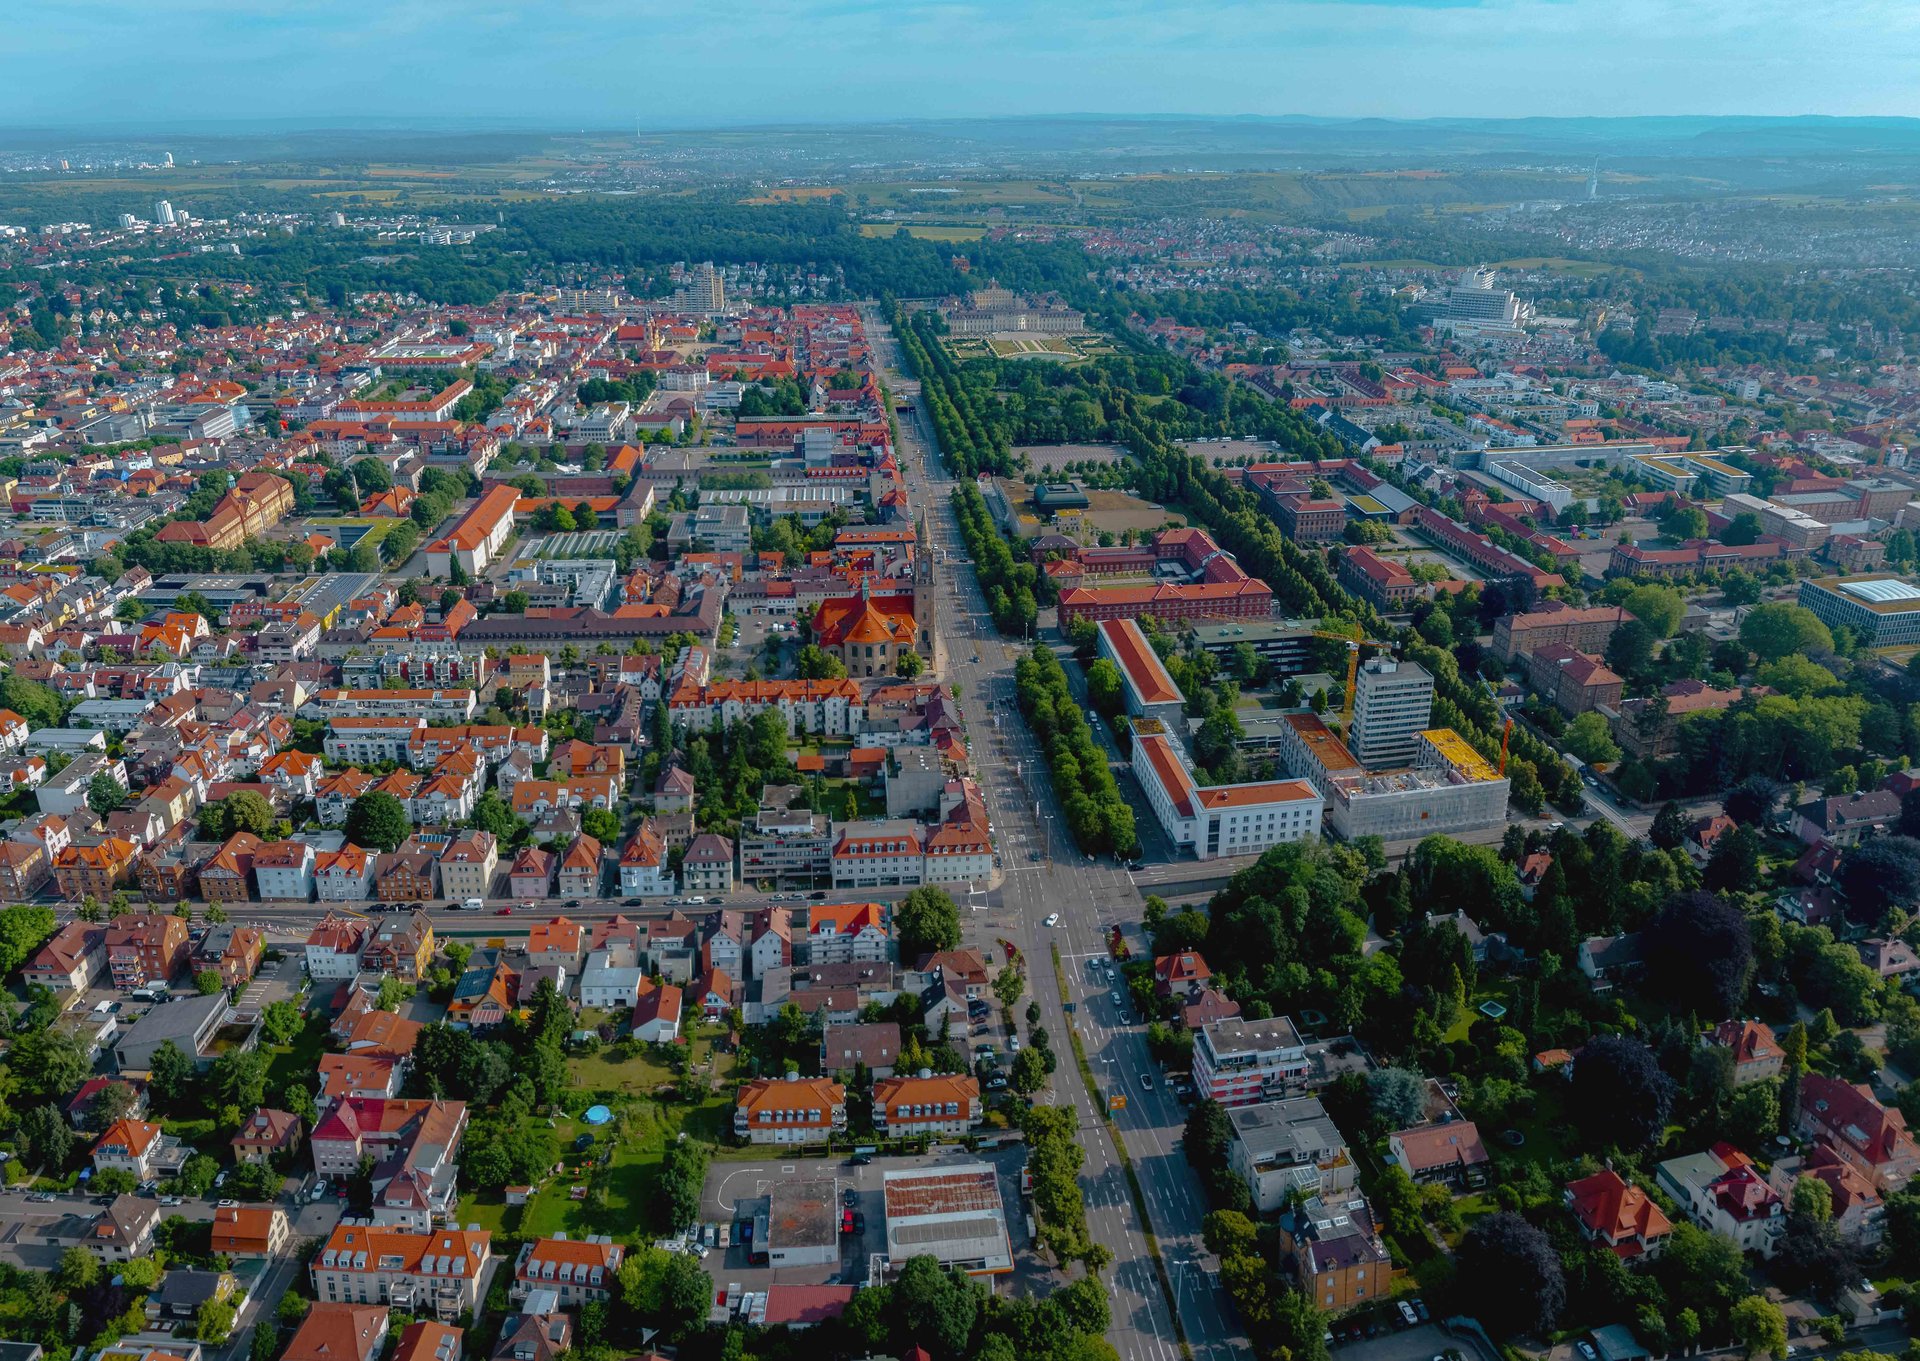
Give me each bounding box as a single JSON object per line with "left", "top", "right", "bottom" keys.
{"left": 859, "top": 222, "right": 987, "bottom": 241}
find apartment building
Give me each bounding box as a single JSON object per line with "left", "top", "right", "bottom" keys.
{"left": 1226, "top": 1097, "right": 1356, "bottom": 1213}
{"left": 733, "top": 1076, "right": 847, "bottom": 1145}
{"left": 311, "top": 1224, "right": 491, "bottom": 1319}
{"left": 436, "top": 831, "right": 497, "bottom": 902}
{"left": 1191, "top": 1016, "right": 1311, "bottom": 1106}
{"left": 104, "top": 911, "right": 189, "bottom": 989}
{"left": 871, "top": 1074, "right": 981, "bottom": 1138}
{"left": 511, "top": 1236, "right": 624, "bottom": 1306}
{"left": 740, "top": 787, "right": 832, "bottom": 889}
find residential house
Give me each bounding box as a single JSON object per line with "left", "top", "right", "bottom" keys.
{"left": 821, "top": 1021, "right": 902, "bottom": 1079}
{"left": 195, "top": 922, "right": 264, "bottom": 988}
{"left": 448, "top": 950, "right": 519, "bottom": 1031}
{"left": 0, "top": 839, "right": 50, "bottom": 900}
{"left": 578, "top": 947, "right": 644, "bottom": 1011}
{"left": 375, "top": 848, "right": 439, "bottom": 902}
{"left": 1657, "top": 1144, "right": 1786, "bottom": 1256}
{"left": 92, "top": 1118, "right": 185, "bottom": 1181}
{"left": 1577, "top": 933, "right": 1644, "bottom": 992}
{"left": 1767, "top": 1144, "right": 1885, "bottom": 1247}
{"left": 1279, "top": 1192, "right": 1393, "bottom": 1314}
{"left": 1386, "top": 1120, "right": 1490, "bottom": 1190}
{"left": 311, "top": 1224, "right": 491, "bottom": 1318}
{"left": 231, "top": 1108, "right": 303, "bottom": 1166}
{"left": 104, "top": 911, "right": 189, "bottom": 989}
{"left": 617, "top": 822, "right": 672, "bottom": 897}
{"left": 53, "top": 836, "right": 139, "bottom": 900}
{"left": 363, "top": 911, "right": 435, "bottom": 981}
{"left": 391, "top": 1321, "right": 464, "bottom": 1361}
{"left": 1153, "top": 950, "right": 1212, "bottom": 999}
{"left": 688, "top": 967, "right": 740, "bottom": 1026}
{"left": 509, "top": 848, "right": 555, "bottom": 899}
{"left": 681, "top": 833, "right": 734, "bottom": 894}
{"left": 436, "top": 831, "right": 498, "bottom": 901}
{"left": 805, "top": 901, "right": 891, "bottom": 965}
{"left": 521, "top": 919, "right": 581, "bottom": 975}
{"left": 748, "top": 907, "right": 794, "bottom": 978}
{"left": 1565, "top": 1170, "right": 1672, "bottom": 1262}
{"left": 1705, "top": 1019, "right": 1783, "bottom": 1086}
{"left": 306, "top": 914, "right": 369, "bottom": 981}
{"left": 21, "top": 920, "right": 105, "bottom": 992}
{"left": 199, "top": 832, "right": 264, "bottom": 902}
{"left": 318, "top": 1054, "right": 405, "bottom": 1105}
{"left": 253, "top": 840, "right": 317, "bottom": 901}
{"left": 1794, "top": 789, "right": 1902, "bottom": 846}
{"left": 316, "top": 845, "right": 377, "bottom": 902}
{"left": 1796, "top": 1073, "right": 1919, "bottom": 1193}
{"left": 211, "top": 1204, "right": 292, "bottom": 1257}
{"left": 631, "top": 980, "right": 683, "bottom": 1043}
{"left": 283, "top": 1304, "right": 389, "bottom": 1361}
{"left": 733, "top": 1076, "right": 847, "bottom": 1145}
{"left": 81, "top": 1194, "right": 159, "bottom": 1263}
{"left": 556, "top": 835, "right": 602, "bottom": 899}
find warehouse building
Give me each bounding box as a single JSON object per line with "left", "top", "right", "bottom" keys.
{"left": 881, "top": 1164, "right": 1013, "bottom": 1276}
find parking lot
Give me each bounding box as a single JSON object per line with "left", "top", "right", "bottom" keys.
{"left": 698, "top": 1145, "right": 1042, "bottom": 1295}
{"left": 1333, "top": 1321, "right": 1494, "bottom": 1361}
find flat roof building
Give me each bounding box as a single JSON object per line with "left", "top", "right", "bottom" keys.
{"left": 739, "top": 1177, "right": 838, "bottom": 1268}
{"left": 881, "top": 1163, "right": 1013, "bottom": 1276}
{"left": 1226, "top": 1097, "right": 1357, "bottom": 1213}
{"left": 1350, "top": 659, "right": 1433, "bottom": 769}
{"left": 1798, "top": 575, "right": 1920, "bottom": 648}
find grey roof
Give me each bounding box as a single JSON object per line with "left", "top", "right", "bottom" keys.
{"left": 1226, "top": 1096, "right": 1347, "bottom": 1164}
{"left": 115, "top": 991, "right": 229, "bottom": 1049}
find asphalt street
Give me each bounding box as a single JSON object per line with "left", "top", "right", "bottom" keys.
{"left": 866, "top": 307, "right": 1240, "bottom": 1361}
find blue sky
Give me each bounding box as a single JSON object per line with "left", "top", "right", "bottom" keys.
{"left": 7, "top": 0, "right": 1917, "bottom": 127}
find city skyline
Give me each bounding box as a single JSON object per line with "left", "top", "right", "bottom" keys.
{"left": 9, "top": 0, "right": 1920, "bottom": 127}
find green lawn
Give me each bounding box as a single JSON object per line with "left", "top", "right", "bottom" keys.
{"left": 459, "top": 1036, "right": 739, "bottom": 1241}
{"left": 263, "top": 1012, "right": 331, "bottom": 1097}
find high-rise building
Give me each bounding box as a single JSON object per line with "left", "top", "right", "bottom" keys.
{"left": 1350, "top": 659, "right": 1434, "bottom": 769}
{"left": 162, "top": 152, "right": 174, "bottom": 168}
{"left": 154, "top": 200, "right": 176, "bottom": 227}
{"left": 117, "top": 213, "right": 137, "bottom": 230}
{"left": 689, "top": 261, "right": 724, "bottom": 315}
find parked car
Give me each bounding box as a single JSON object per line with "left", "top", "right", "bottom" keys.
{"left": 841, "top": 1188, "right": 859, "bottom": 1209}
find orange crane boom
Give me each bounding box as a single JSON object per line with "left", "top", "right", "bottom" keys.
{"left": 1500, "top": 716, "right": 1514, "bottom": 774}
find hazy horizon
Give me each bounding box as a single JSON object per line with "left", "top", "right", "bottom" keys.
{"left": 12, "top": 0, "right": 1920, "bottom": 128}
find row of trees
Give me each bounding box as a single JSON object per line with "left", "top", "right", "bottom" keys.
{"left": 892, "top": 307, "right": 1021, "bottom": 478}
{"left": 1013, "top": 646, "right": 1139, "bottom": 857}
{"left": 951, "top": 482, "right": 1040, "bottom": 636}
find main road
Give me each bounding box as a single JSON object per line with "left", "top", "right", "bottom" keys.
{"left": 866, "top": 307, "right": 1244, "bottom": 1361}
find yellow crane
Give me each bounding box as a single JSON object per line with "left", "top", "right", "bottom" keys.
{"left": 1308, "top": 623, "right": 1397, "bottom": 729}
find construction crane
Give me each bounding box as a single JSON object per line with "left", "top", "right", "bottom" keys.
{"left": 1500, "top": 716, "right": 1514, "bottom": 774}
{"left": 1309, "top": 624, "right": 1397, "bottom": 729}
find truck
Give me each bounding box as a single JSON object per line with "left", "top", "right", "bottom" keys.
{"left": 460, "top": 897, "right": 485, "bottom": 912}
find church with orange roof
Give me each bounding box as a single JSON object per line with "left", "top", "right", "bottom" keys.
{"left": 810, "top": 582, "right": 921, "bottom": 677}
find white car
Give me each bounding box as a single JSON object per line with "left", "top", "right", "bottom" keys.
{"left": 1044, "top": 913, "right": 1060, "bottom": 927}
{"left": 1009, "top": 1036, "right": 1021, "bottom": 1053}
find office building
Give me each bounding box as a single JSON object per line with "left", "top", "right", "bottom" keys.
{"left": 1132, "top": 722, "right": 1322, "bottom": 861}
{"left": 1349, "top": 659, "right": 1433, "bottom": 768}
{"left": 1798, "top": 575, "right": 1920, "bottom": 648}
{"left": 1096, "top": 618, "right": 1186, "bottom": 728}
